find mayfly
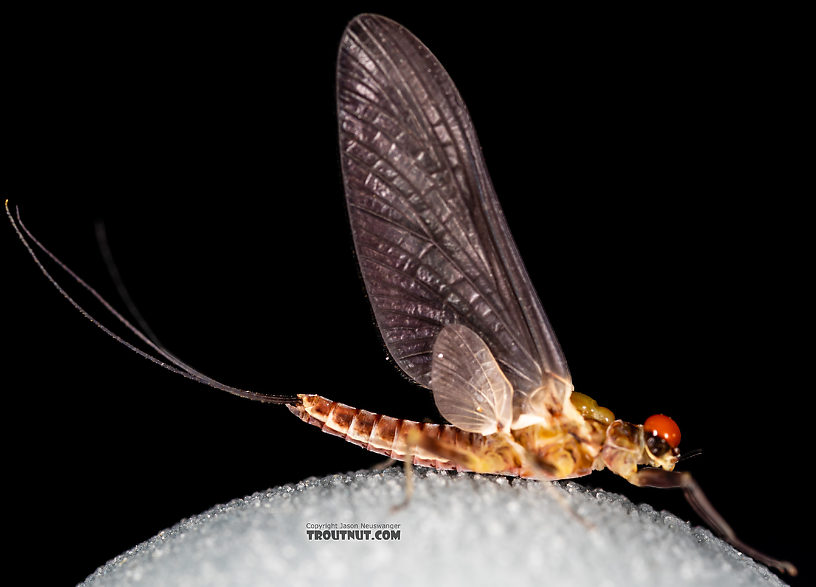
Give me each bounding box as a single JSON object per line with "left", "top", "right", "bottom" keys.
{"left": 6, "top": 13, "right": 795, "bottom": 576}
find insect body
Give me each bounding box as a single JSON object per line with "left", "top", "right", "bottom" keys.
{"left": 290, "top": 389, "right": 660, "bottom": 482}
{"left": 295, "top": 14, "right": 796, "bottom": 574}
{"left": 6, "top": 13, "right": 796, "bottom": 576}
{"left": 318, "top": 14, "right": 684, "bottom": 489}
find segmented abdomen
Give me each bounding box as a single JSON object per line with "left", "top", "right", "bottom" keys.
{"left": 288, "top": 394, "right": 520, "bottom": 474}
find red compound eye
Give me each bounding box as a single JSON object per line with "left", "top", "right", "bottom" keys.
{"left": 644, "top": 414, "right": 681, "bottom": 448}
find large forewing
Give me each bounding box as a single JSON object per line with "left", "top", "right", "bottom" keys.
{"left": 337, "top": 14, "right": 571, "bottom": 413}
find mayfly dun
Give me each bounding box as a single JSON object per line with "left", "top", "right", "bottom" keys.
{"left": 6, "top": 13, "right": 796, "bottom": 576}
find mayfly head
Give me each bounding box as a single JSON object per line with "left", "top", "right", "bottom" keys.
{"left": 601, "top": 417, "right": 679, "bottom": 478}
{"left": 643, "top": 413, "right": 681, "bottom": 470}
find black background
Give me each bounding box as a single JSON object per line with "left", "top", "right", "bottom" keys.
{"left": 1, "top": 5, "right": 810, "bottom": 585}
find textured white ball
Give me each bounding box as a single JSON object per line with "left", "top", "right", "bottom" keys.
{"left": 80, "top": 468, "right": 785, "bottom": 587}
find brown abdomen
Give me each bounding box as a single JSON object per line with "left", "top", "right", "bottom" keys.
{"left": 288, "top": 394, "right": 520, "bottom": 474}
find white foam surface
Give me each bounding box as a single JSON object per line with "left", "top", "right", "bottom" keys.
{"left": 80, "top": 468, "right": 786, "bottom": 587}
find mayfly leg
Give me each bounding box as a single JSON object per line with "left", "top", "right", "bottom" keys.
{"left": 389, "top": 426, "right": 475, "bottom": 512}
{"left": 374, "top": 459, "right": 413, "bottom": 512}
{"left": 389, "top": 459, "right": 415, "bottom": 513}
{"left": 506, "top": 438, "right": 596, "bottom": 531}
{"left": 633, "top": 468, "right": 797, "bottom": 575}
{"left": 388, "top": 416, "right": 456, "bottom": 509}
{"left": 398, "top": 429, "right": 594, "bottom": 530}
{"left": 541, "top": 482, "right": 595, "bottom": 531}
{"left": 370, "top": 458, "right": 399, "bottom": 471}
{"left": 390, "top": 431, "right": 423, "bottom": 513}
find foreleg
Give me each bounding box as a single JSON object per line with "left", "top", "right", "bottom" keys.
{"left": 632, "top": 468, "right": 796, "bottom": 575}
